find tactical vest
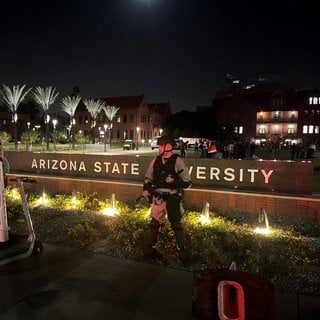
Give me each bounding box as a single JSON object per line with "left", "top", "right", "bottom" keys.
{"left": 153, "top": 154, "right": 180, "bottom": 188}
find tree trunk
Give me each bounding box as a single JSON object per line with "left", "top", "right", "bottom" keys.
{"left": 13, "top": 122, "right": 18, "bottom": 150}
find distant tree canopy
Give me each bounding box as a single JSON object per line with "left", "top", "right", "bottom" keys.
{"left": 18, "top": 99, "right": 43, "bottom": 125}
{"left": 164, "top": 111, "right": 202, "bottom": 137}
{"left": 164, "top": 109, "right": 221, "bottom": 139}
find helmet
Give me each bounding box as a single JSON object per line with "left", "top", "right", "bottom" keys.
{"left": 157, "top": 136, "right": 175, "bottom": 147}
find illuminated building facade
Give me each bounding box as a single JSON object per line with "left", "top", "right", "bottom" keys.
{"left": 75, "top": 95, "right": 171, "bottom": 145}
{"left": 213, "top": 75, "right": 320, "bottom": 147}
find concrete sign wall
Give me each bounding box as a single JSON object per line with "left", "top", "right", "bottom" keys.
{"left": 5, "top": 151, "right": 314, "bottom": 196}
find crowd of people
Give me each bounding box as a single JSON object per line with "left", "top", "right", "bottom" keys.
{"left": 290, "top": 142, "right": 317, "bottom": 160}
{"left": 177, "top": 139, "right": 318, "bottom": 160}
{"left": 178, "top": 139, "right": 243, "bottom": 159}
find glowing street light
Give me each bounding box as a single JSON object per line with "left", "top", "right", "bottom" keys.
{"left": 104, "top": 124, "right": 108, "bottom": 152}
{"left": 52, "top": 119, "right": 57, "bottom": 151}
{"left": 136, "top": 127, "right": 140, "bottom": 150}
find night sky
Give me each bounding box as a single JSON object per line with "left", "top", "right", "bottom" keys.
{"left": 1, "top": 0, "right": 319, "bottom": 112}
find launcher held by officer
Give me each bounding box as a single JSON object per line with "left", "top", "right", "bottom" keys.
{"left": 142, "top": 136, "right": 192, "bottom": 262}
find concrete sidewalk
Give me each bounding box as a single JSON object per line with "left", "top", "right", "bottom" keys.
{"left": 0, "top": 244, "right": 319, "bottom": 319}
{"left": 0, "top": 244, "right": 194, "bottom": 320}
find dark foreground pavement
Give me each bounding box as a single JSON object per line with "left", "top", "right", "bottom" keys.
{"left": 0, "top": 244, "right": 319, "bottom": 320}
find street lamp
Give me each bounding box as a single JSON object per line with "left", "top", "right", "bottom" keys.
{"left": 71, "top": 118, "right": 76, "bottom": 149}
{"left": 104, "top": 124, "right": 108, "bottom": 152}
{"left": 98, "top": 127, "right": 101, "bottom": 144}
{"left": 109, "top": 123, "right": 113, "bottom": 147}
{"left": 159, "top": 128, "right": 163, "bottom": 136}
{"left": 136, "top": 127, "right": 140, "bottom": 150}
{"left": 66, "top": 125, "right": 71, "bottom": 143}
{"left": 52, "top": 119, "right": 57, "bottom": 151}
{"left": 26, "top": 122, "right": 31, "bottom": 151}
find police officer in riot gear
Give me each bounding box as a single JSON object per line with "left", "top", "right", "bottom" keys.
{"left": 142, "top": 136, "right": 192, "bottom": 263}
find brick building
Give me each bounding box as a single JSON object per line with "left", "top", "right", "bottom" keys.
{"left": 213, "top": 75, "right": 320, "bottom": 148}
{"left": 75, "top": 95, "right": 171, "bottom": 145}
{"left": 0, "top": 111, "right": 31, "bottom": 140}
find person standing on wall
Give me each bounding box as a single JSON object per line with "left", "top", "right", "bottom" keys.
{"left": 142, "top": 136, "right": 192, "bottom": 263}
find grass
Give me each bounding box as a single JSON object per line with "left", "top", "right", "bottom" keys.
{"left": 5, "top": 190, "right": 320, "bottom": 297}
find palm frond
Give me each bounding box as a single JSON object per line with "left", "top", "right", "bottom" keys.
{"left": 83, "top": 98, "right": 106, "bottom": 120}
{"left": 32, "top": 86, "right": 59, "bottom": 111}
{"left": 0, "top": 84, "right": 31, "bottom": 112}
{"left": 60, "top": 95, "right": 82, "bottom": 117}
{"left": 103, "top": 105, "right": 120, "bottom": 121}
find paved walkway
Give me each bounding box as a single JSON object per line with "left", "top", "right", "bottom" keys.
{"left": 0, "top": 244, "right": 319, "bottom": 319}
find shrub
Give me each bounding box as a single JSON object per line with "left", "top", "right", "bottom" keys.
{"left": 5, "top": 189, "right": 320, "bottom": 295}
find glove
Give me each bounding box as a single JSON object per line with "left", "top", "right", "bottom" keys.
{"left": 143, "top": 181, "right": 153, "bottom": 191}
{"left": 142, "top": 190, "right": 150, "bottom": 198}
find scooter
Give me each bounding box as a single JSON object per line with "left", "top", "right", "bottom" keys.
{"left": 0, "top": 157, "right": 43, "bottom": 266}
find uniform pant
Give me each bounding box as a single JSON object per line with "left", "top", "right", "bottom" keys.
{"left": 150, "top": 194, "right": 186, "bottom": 250}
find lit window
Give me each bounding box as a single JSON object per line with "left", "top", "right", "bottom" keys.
{"left": 309, "top": 97, "right": 320, "bottom": 104}
{"left": 239, "top": 126, "right": 243, "bottom": 134}
{"left": 303, "top": 125, "right": 308, "bottom": 134}
{"left": 309, "top": 125, "right": 314, "bottom": 134}
{"left": 315, "top": 126, "right": 319, "bottom": 134}
{"left": 287, "top": 128, "right": 294, "bottom": 134}
{"left": 273, "top": 111, "right": 280, "bottom": 119}
{"left": 258, "top": 111, "right": 263, "bottom": 120}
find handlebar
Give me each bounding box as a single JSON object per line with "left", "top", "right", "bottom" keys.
{"left": 9, "top": 177, "right": 37, "bottom": 184}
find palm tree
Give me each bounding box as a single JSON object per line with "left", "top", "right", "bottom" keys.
{"left": 83, "top": 99, "right": 106, "bottom": 143}
{"left": 32, "top": 86, "right": 59, "bottom": 150}
{"left": 60, "top": 95, "right": 81, "bottom": 149}
{"left": 102, "top": 105, "right": 119, "bottom": 146}
{"left": 0, "top": 84, "right": 31, "bottom": 150}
